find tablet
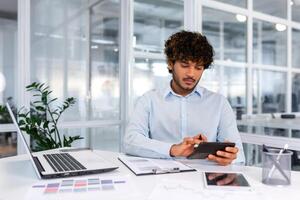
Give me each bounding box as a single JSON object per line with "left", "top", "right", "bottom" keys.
{"left": 203, "top": 172, "right": 251, "bottom": 190}
{"left": 187, "top": 142, "right": 235, "bottom": 159}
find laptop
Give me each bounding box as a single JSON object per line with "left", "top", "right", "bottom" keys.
{"left": 6, "top": 103, "right": 118, "bottom": 179}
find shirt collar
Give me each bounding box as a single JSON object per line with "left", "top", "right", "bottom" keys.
{"left": 163, "top": 80, "right": 203, "bottom": 99}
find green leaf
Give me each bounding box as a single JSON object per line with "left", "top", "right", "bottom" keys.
{"left": 35, "top": 106, "right": 46, "bottom": 112}
{"left": 48, "top": 98, "right": 57, "bottom": 105}
{"left": 38, "top": 83, "right": 45, "bottom": 90}
{"left": 20, "top": 82, "right": 81, "bottom": 151}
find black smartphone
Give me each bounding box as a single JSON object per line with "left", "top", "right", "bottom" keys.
{"left": 187, "top": 142, "right": 235, "bottom": 159}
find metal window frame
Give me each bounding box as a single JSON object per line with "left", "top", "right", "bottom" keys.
{"left": 2, "top": 0, "right": 300, "bottom": 155}
{"left": 130, "top": 0, "right": 300, "bottom": 149}
{"left": 7, "top": 0, "right": 131, "bottom": 154}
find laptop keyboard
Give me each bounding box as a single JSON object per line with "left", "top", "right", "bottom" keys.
{"left": 43, "top": 153, "right": 87, "bottom": 172}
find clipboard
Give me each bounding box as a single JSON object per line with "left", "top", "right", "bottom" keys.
{"left": 118, "top": 155, "right": 196, "bottom": 176}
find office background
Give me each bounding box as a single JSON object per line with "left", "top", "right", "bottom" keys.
{"left": 0, "top": 0, "right": 300, "bottom": 169}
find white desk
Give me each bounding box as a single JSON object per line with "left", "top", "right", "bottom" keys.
{"left": 0, "top": 150, "right": 300, "bottom": 200}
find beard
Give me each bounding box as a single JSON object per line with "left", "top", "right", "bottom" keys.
{"left": 172, "top": 73, "right": 200, "bottom": 95}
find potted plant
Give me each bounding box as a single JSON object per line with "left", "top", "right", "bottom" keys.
{"left": 18, "top": 82, "right": 83, "bottom": 151}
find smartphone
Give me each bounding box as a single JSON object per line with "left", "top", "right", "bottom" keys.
{"left": 187, "top": 142, "right": 235, "bottom": 159}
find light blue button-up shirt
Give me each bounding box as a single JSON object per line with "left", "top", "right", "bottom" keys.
{"left": 123, "top": 82, "right": 245, "bottom": 164}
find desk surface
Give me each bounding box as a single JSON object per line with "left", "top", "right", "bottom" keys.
{"left": 1, "top": 150, "right": 300, "bottom": 200}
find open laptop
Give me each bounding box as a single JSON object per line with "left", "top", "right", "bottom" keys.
{"left": 6, "top": 103, "right": 118, "bottom": 179}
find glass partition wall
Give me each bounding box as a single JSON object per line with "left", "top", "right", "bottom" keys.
{"left": 0, "top": 1, "right": 17, "bottom": 158}
{"left": 130, "top": 0, "right": 300, "bottom": 170}
{"left": 30, "top": 0, "right": 121, "bottom": 151}
{"left": 2, "top": 0, "right": 300, "bottom": 166}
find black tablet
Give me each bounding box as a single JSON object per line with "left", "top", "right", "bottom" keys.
{"left": 187, "top": 142, "right": 235, "bottom": 159}
{"left": 203, "top": 172, "right": 251, "bottom": 190}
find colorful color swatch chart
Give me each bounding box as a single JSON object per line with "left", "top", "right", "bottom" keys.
{"left": 26, "top": 176, "right": 139, "bottom": 200}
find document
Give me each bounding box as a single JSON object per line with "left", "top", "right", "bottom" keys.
{"left": 148, "top": 179, "right": 299, "bottom": 200}
{"left": 148, "top": 179, "right": 257, "bottom": 200}
{"left": 118, "top": 155, "right": 196, "bottom": 176}
{"left": 25, "top": 176, "right": 140, "bottom": 200}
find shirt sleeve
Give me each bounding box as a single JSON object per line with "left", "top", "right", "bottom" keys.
{"left": 123, "top": 94, "right": 174, "bottom": 159}
{"left": 216, "top": 97, "right": 246, "bottom": 165}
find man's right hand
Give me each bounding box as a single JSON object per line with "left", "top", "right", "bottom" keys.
{"left": 169, "top": 133, "right": 207, "bottom": 157}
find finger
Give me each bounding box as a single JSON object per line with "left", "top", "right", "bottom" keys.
{"left": 225, "top": 147, "right": 239, "bottom": 154}
{"left": 207, "top": 154, "right": 232, "bottom": 166}
{"left": 193, "top": 138, "right": 203, "bottom": 144}
{"left": 198, "top": 134, "right": 208, "bottom": 141}
{"left": 183, "top": 149, "right": 195, "bottom": 157}
{"left": 216, "top": 151, "right": 237, "bottom": 160}
{"left": 193, "top": 133, "right": 207, "bottom": 141}
{"left": 200, "top": 134, "right": 207, "bottom": 141}
{"left": 183, "top": 137, "right": 195, "bottom": 145}
{"left": 217, "top": 175, "right": 235, "bottom": 185}
{"left": 193, "top": 134, "right": 201, "bottom": 139}
{"left": 208, "top": 173, "right": 225, "bottom": 180}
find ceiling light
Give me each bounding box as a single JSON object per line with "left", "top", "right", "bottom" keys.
{"left": 236, "top": 14, "right": 247, "bottom": 22}
{"left": 275, "top": 23, "right": 286, "bottom": 32}
{"left": 291, "top": 1, "right": 294, "bottom": 6}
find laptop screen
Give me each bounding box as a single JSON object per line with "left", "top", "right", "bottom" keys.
{"left": 6, "top": 102, "right": 32, "bottom": 154}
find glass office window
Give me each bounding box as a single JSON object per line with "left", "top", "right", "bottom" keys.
{"left": 253, "top": 19, "right": 287, "bottom": 66}
{"left": 30, "top": 0, "right": 120, "bottom": 121}
{"left": 243, "top": 142, "right": 300, "bottom": 171}
{"left": 292, "top": 73, "right": 300, "bottom": 112}
{"left": 0, "top": 17, "right": 17, "bottom": 158}
{"left": 203, "top": 7, "right": 247, "bottom": 62}
{"left": 253, "top": 0, "right": 287, "bottom": 19}
{"left": 292, "top": 1, "right": 300, "bottom": 22}
{"left": 201, "top": 65, "right": 246, "bottom": 117}
{"left": 133, "top": 0, "right": 183, "bottom": 54}
{"left": 292, "top": 28, "right": 300, "bottom": 68}
{"left": 0, "top": 18, "right": 17, "bottom": 119}
{"left": 58, "top": 126, "right": 119, "bottom": 152}
{"left": 91, "top": 126, "right": 120, "bottom": 152}
{"left": 252, "top": 69, "right": 287, "bottom": 113}
{"left": 214, "top": 0, "right": 247, "bottom": 8}
{"left": 200, "top": 66, "right": 220, "bottom": 93}
{"left": 223, "top": 67, "right": 247, "bottom": 116}
{"left": 0, "top": 132, "right": 17, "bottom": 158}
{"left": 132, "top": 58, "right": 170, "bottom": 101}
{"left": 243, "top": 143, "right": 263, "bottom": 167}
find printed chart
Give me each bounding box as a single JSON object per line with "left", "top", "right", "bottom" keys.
{"left": 148, "top": 179, "right": 262, "bottom": 200}
{"left": 26, "top": 176, "right": 139, "bottom": 200}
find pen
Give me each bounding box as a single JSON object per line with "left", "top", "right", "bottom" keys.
{"left": 267, "top": 144, "right": 289, "bottom": 180}
{"left": 151, "top": 167, "right": 180, "bottom": 174}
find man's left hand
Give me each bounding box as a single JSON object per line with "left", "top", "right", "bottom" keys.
{"left": 207, "top": 146, "right": 239, "bottom": 166}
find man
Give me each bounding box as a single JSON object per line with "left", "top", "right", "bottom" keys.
{"left": 124, "top": 30, "right": 245, "bottom": 166}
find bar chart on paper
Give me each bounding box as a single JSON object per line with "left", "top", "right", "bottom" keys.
{"left": 26, "top": 176, "right": 139, "bottom": 200}
{"left": 148, "top": 179, "right": 265, "bottom": 200}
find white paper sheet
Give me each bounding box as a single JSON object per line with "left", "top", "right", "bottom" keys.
{"left": 25, "top": 176, "right": 141, "bottom": 200}
{"left": 148, "top": 179, "right": 298, "bottom": 200}
{"left": 118, "top": 155, "right": 195, "bottom": 175}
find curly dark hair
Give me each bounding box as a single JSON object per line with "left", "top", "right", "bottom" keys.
{"left": 164, "top": 30, "right": 214, "bottom": 72}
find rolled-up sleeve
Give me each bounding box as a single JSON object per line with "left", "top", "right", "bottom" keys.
{"left": 217, "top": 97, "right": 246, "bottom": 164}
{"left": 123, "top": 95, "right": 174, "bottom": 158}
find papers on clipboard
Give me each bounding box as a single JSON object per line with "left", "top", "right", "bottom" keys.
{"left": 118, "top": 155, "right": 196, "bottom": 176}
